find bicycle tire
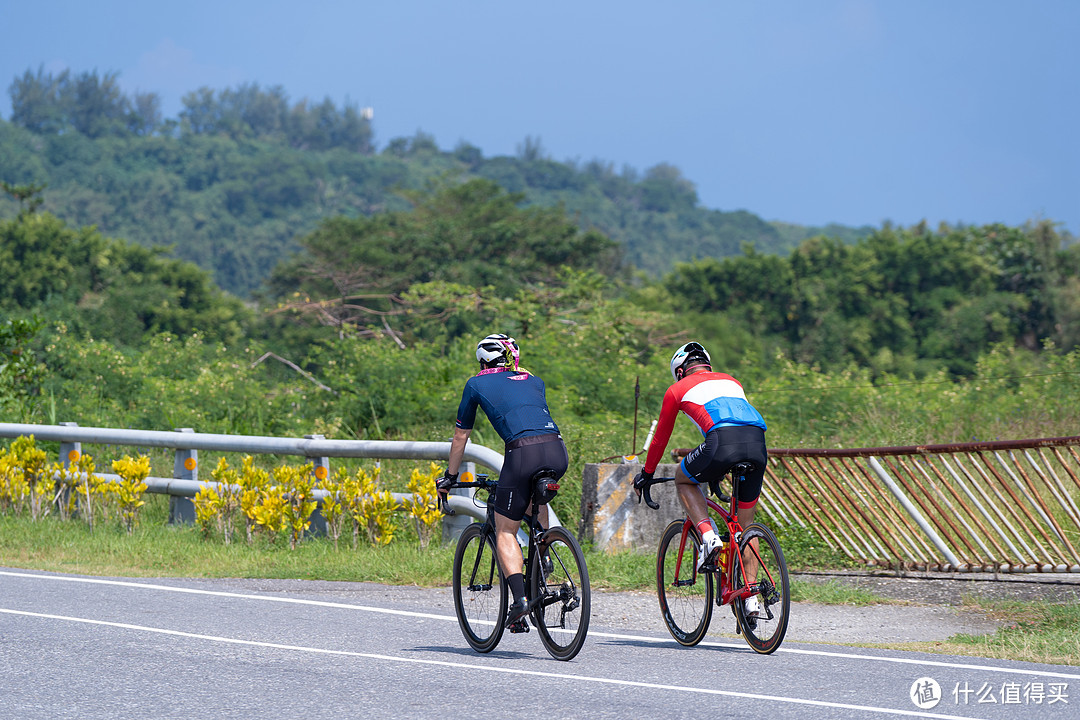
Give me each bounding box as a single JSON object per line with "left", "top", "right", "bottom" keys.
{"left": 529, "top": 525, "right": 590, "bottom": 661}
{"left": 732, "top": 522, "right": 790, "bottom": 654}
{"left": 656, "top": 519, "right": 713, "bottom": 646}
{"left": 452, "top": 522, "right": 507, "bottom": 653}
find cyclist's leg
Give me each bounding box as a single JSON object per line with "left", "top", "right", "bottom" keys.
{"left": 674, "top": 466, "right": 709, "bottom": 528}
{"left": 676, "top": 431, "right": 718, "bottom": 528}
{"left": 493, "top": 438, "right": 566, "bottom": 624}
{"left": 491, "top": 462, "right": 530, "bottom": 625}
{"left": 676, "top": 452, "right": 723, "bottom": 570}
{"left": 508, "top": 437, "right": 566, "bottom": 535}
{"left": 494, "top": 512, "right": 524, "bottom": 577}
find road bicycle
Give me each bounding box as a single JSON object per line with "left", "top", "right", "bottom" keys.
{"left": 637, "top": 461, "right": 790, "bottom": 654}
{"left": 441, "top": 471, "right": 590, "bottom": 661}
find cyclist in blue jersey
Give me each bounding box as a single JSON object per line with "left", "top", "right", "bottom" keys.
{"left": 438, "top": 334, "right": 569, "bottom": 632}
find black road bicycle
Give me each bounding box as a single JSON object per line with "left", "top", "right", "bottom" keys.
{"left": 441, "top": 471, "right": 590, "bottom": 661}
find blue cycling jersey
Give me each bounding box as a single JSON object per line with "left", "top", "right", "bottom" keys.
{"left": 455, "top": 370, "right": 560, "bottom": 444}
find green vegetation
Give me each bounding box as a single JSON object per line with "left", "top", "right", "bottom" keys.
{"left": 2, "top": 69, "right": 1080, "bottom": 667}
{"left": 3, "top": 171, "right": 1080, "bottom": 530}
{"left": 0, "top": 498, "right": 882, "bottom": 593}
{"left": 661, "top": 222, "right": 1080, "bottom": 376}
{"left": 0, "top": 496, "right": 456, "bottom": 584}
{"left": 1, "top": 69, "right": 873, "bottom": 296}
{"left": 886, "top": 599, "right": 1080, "bottom": 667}
{"left": 790, "top": 579, "right": 889, "bottom": 605}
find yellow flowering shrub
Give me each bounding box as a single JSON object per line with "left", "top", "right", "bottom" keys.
{"left": 110, "top": 455, "right": 150, "bottom": 534}
{"left": 238, "top": 455, "right": 270, "bottom": 543}
{"left": 11, "top": 436, "right": 49, "bottom": 520}
{"left": 347, "top": 465, "right": 397, "bottom": 546}
{"left": 318, "top": 468, "right": 351, "bottom": 550}
{"left": 276, "top": 462, "right": 317, "bottom": 550}
{"left": 407, "top": 462, "right": 443, "bottom": 549}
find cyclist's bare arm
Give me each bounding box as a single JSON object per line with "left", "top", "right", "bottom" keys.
{"left": 447, "top": 427, "right": 471, "bottom": 476}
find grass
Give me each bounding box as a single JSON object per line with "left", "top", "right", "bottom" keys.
{"left": 875, "top": 599, "right": 1080, "bottom": 667}
{"left": 3, "top": 499, "right": 1078, "bottom": 666}
{"left": 790, "top": 578, "right": 891, "bottom": 605}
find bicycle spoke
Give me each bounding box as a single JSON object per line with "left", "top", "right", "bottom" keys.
{"left": 656, "top": 519, "right": 713, "bottom": 646}
{"left": 530, "top": 526, "right": 590, "bottom": 660}
{"left": 452, "top": 524, "right": 507, "bottom": 653}
{"left": 733, "top": 523, "right": 790, "bottom": 654}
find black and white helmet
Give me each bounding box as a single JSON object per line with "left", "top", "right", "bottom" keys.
{"left": 476, "top": 334, "right": 520, "bottom": 368}
{"left": 669, "top": 341, "right": 711, "bottom": 381}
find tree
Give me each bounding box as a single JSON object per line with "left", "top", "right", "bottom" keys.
{"left": 68, "top": 70, "right": 129, "bottom": 138}
{"left": 267, "top": 179, "right": 622, "bottom": 337}
{"left": 0, "top": 316, "right": 45, "bottom": 415}
{"left": 1, "top": 181, "right": 46, "bottom": 217}
{"left": 638, "top": 163, "right": 698, "bottom": 213}
{"left": 0, "top": 203, "right": 250, "bottom": 346}
{"left": 127, "top": 91, "right": 162, "bottom": 136}
{"left": 8, "top": 66, "right": 70, "bottom": 134}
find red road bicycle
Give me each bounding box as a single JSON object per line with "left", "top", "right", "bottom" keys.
{"left": 638, "top": 461, "right": 790, "bottom": 654}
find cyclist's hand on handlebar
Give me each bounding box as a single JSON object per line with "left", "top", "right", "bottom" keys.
{"left": 436, "top": 471, "right": 458, "bottom": 515}
{"left": 633, "top": 469, "right": 659, "bottom": 509}
{"left": 436, "top": 470, "right": 457, "bottom": 499}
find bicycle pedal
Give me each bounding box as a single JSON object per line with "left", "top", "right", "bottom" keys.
{"left": 508, "top": 619, "right": 530, "bottom": 634}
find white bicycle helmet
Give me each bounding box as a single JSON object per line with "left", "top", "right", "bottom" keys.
{"left": 669, "top": 341, "right": 711, "bottom": 381}
{"left": 476, "top": 334, "right": 520, "bottom": 369}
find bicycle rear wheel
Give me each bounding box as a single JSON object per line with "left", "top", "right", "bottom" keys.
{"left": 733, "top": 522, "right": 790, "bottom": 654}
{"left": 452, "top": 522, "right": 507, "bottom": 653}
{"left": 529, "top": 525, "right": 590, "bottom": 661}
{"left": 656, "top": 519, "right": 713, "bottom": 646}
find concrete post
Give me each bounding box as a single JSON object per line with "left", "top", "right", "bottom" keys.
{"left": 442, "top": 460, "right": 477, "bottom": 544}
{"left": 305, "top": 434, "right": 329, "bottom": 536}
{"left": 58, "top": 422, "right": 81, "bottom": 514}
{"left": 579, "top": 462, "right": 684, "bottom": 551}
{"left": 170, "top": 428, "right": 197, "bottom": 525}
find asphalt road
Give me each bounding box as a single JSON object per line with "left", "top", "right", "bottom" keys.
{"left": 1, "top": 568, "right": 1076, "bottom": 719}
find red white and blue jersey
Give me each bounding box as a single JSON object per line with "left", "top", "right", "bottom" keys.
{"left": 643, "top": 371, "right": 766, "bottom": 474}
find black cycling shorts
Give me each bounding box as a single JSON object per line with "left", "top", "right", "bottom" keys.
{"left": 680, "top": 425, "right": 767, "bottom": 505}
{"left": 493, "top": 434, "right": 569, "bottom": 522}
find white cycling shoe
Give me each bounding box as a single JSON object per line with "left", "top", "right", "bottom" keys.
{"left": 696, "top": 534, "right": 723, "bottom": 572}
{"left": 743, "top": 595, "right": 765, "bottom": 622}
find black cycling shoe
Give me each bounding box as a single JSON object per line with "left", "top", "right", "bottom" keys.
{"left": 540, "top": 551, "right": 554, "bottom": 578}
{"left": 504, "top": 597, "right": 530, "bottom": 630}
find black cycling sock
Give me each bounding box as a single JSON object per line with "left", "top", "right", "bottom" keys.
{"left": 507, "top": 573, "right": 526, "bottom": 602}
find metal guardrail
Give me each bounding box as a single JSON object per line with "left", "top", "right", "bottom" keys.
{"left": 676, "top": 436, "right": 1080, "bottom": 573}
{"left": 0, "top": 422, "right": 563, "bottom": 532}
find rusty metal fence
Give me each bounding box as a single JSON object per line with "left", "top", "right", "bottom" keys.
{"left": 680, "top": 436, "right": 1080, "bottom": 573}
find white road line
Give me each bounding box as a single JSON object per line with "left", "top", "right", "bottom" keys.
{"left": 0, "top": 607, "right": 988, "bottom": 720}
{"left": 3, "top": 569, "right": 1078, "bottom": 681}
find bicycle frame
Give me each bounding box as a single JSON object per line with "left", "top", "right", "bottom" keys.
{"left": 451, "top": 478, "right": 557, "bottom": 605}
{"left": 670, "top": 492, "right": 777, "bottom": 610}
{"left": 448, "top": 473, "right": 590, "bottom": 660}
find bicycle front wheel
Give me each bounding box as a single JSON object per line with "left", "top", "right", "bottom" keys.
{"left": 656, "top": 519, "right": 713, "bottom": 646}
{"left": 529, "top": 525, "right": 590, "bottom": 661}
{"left": 733, "top": 522, "right": 790, "bottom": 654}
{"left": 452, "top": 522, "right": 507, "bottom": 653}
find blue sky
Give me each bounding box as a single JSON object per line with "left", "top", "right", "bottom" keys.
{"left": 2, "top": 1, "right": 1077, "bottom": 235}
